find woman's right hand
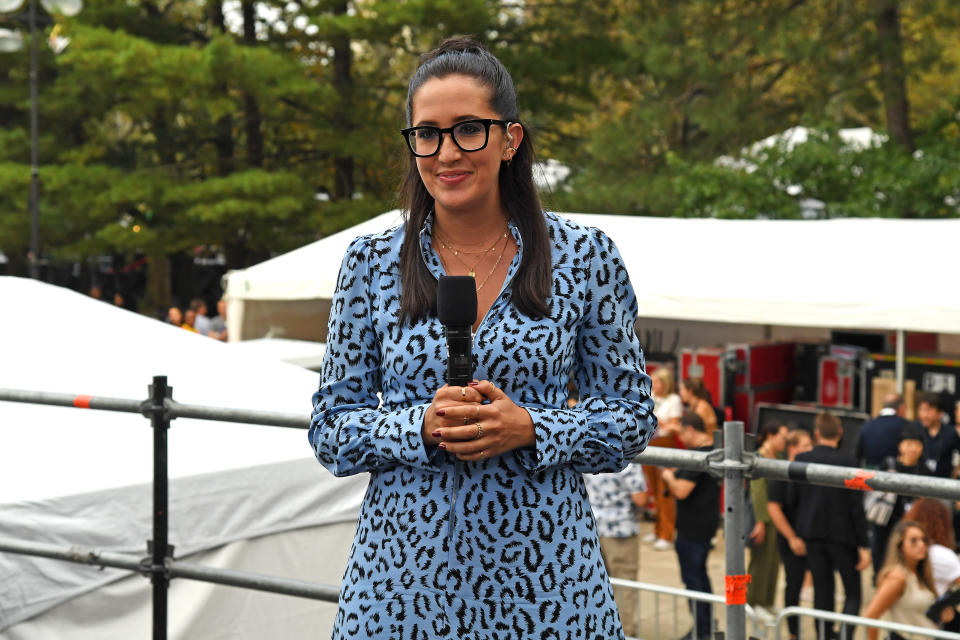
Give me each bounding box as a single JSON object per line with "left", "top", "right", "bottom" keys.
{"left": 422, "top": 383, "right": 483, "bottom": 446}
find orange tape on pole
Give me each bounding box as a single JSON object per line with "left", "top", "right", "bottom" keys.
{"left": 844, "top": 470, "right": 875, "bottom": 492}
{"left": 725, "top": 574, "right": 751, "bottom": 605}
{"left": 73, "top": 395, "right": 92, "bottom": 409}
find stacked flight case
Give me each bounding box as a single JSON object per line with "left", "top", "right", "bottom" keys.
{"left": 680, "top": 342, "right": 796, "bottom": 432}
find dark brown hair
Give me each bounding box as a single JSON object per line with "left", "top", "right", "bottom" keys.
{"left": 398, "top": 36, "right": 551, "bottom": 324}
{"left": 682, "top": 377, "right": 708, "bottom": 401}
{"left": 681, "top": 410, "right": 706, "bottom": 433}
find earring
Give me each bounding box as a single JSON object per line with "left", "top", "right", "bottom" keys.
{"left": 504, "top": 147, "right": 516, "bottom": 166}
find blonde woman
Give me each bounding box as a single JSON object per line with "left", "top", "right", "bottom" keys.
{"left": 863, "top": 520, "right": 945, "bottom": 640}
{"left": 643, "top": 367, "right": 684, "bottom": 550}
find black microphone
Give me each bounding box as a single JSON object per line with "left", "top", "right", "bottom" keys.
{"left": 437, "top": 275, "right": 477, "bottom": 387}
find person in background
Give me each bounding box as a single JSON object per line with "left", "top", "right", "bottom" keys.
{"left": 87, "top": 284, "right": 103, "bottom": 300}
{"left": 679, "top": 377, "right": 717, "bottom": 434}
{"left": 189, "top": 298, "right": 213, "bottom": 336}
{"left": 768, "top": 428, "right": 814, "bottom": 640}
{"left": 182, "top": 308, "right": 197, "bottom": 332}
{"left": 584, "top": 465, "right": 648, "bottom": 638}
{"left": 661, "top": 411, "right": 720, "bottom": 640}
{"left": 209, "top": 298, "right": 228, "bottom": 340}
{"left": 916, "top": 391, "right": 960, "bottom": 477}
{"left": 867, "top": 422, "right": 931, "bottom": 579}
{"left": 746, "top": 420, "right": 789, "bottom": 619}
{"left": 166, "top": 306, "right": 183, "bottom": 327}
{"left": 904, "top": 498, "right": 960, "bottom": 634}
{"left": 793, "top": 412, "right": 870, "bottom": 640}
{"left": 644, "top": 367, "right": 683, "bottom": 551}
{"left": 856, "top": 393, "right": 909, "bottom": 468}
{"left": 863, "top": 520, "right": 946, "bottom": 640}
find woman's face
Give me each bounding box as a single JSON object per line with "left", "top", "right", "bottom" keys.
{"left": 769, "top": 426, "right": 789, "bottom": 454}
{"left": 901, "top": 526, "right": 929, "bottom": 564}
{"left": 410, "top": 74, "right": 521, "bottom": 218}
{"left": 651, "top": 376, "right": 665, "bottom": 397}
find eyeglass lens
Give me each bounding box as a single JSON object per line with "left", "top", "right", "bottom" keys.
{"left": 408, "top": 121, "right": 489, "bottom": 156}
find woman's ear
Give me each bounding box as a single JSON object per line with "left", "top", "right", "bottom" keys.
{"left": 505, "top": 121, "right": 524, "bottom": 151}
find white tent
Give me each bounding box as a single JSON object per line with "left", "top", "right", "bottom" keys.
{"left": 224, "top": 212, "right": 960, "bottom": 336}
{"left": 0, "top": 277, "right": 365, "bottom": 639}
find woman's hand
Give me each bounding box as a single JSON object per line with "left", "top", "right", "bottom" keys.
{"left": 749, "top": 522, "right": 765, "bottom": 546}
{"left": 423, "top": 380, "right": 535, "bottom": 461}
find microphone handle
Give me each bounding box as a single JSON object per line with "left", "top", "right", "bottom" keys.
{"left": 445, "top": 325, "right": 474, "bottom": 387}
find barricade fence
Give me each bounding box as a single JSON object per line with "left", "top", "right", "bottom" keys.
{"left": 3, "top": 377, "right": 960, "bottom": 640}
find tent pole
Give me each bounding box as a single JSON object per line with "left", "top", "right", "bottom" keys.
{"left": 895, "top": 329, "right": 905, "bottom": 394}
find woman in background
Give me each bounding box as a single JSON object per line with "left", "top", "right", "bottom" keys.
{"left": 863, "top": 520, "right": 941, "bottom": 640}
{"left": 746, "top": 420, "right": 788, "bottom": 618}
{"left": 644, "top": 367, "right": 683, "bottom": 551}
{"left": 680, "top": 377, "right": 717, "bottom": 434}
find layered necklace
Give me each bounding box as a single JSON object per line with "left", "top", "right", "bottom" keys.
{"left": 436, "top": 227, "right": 511, "bottom": 292}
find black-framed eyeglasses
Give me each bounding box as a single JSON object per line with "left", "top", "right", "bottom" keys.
{"left": 400, "top": 119, "right": 510, "bottom": 157}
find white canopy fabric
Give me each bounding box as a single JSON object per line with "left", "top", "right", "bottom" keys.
{"left": 223, "top": 212, "right": 960, "bottom": 335}
{"left": 0, "top": 277, "right": 364, "bottom": 636}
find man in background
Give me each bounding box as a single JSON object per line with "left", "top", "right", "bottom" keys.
{"left": 855, "top": 393, "right": 909, "bottom": 468}
{"left": 584, "top": 465, "right": 647, "bottom": 638}
{"left": 794, "top": 413, "right": 869, "bottom": 640}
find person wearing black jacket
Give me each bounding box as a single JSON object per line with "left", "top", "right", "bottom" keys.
{"left": 794, "top": 412, "right": 870, "bottom": 640}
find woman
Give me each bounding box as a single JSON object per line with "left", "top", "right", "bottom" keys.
{"left": 679, "top": 377, "right": 718, "bottom": 434}
{"left": 309, "top": 37, "right": 656, "bottom": 640}
{"left": 863, "top": 520, "right": 940, "bottom": 640}
{"left": 746, "top": 420, "right": 788, "bottom": 616}
{"left": 904, "top": 498, "right": 960, "bottom": 631}
{"left": 644, "top": 367, "right": 683, "bottom": 551}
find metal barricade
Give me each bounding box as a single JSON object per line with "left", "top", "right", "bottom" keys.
{"left": 611, "top": 577, "right": 770, "bottom": 640}
{"left": 774, "top": 606, "right": 960, "bottom": 640}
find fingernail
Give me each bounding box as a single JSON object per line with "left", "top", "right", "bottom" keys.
{"left": 436, "top": 409, "right": 446, "bottom": 416}
{"left": 468, "top": 380, "right": 479, "bottom": 387}
{"left": 438, "top": 442, "right": 447, "bottom": 450}
{"left": 432, "top": 430, "right": 442, "bottom": 438}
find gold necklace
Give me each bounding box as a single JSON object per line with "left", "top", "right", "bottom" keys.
{"left": 475, "top": 232, "right": 511, "bottom": 292}
{"left": 437, "top": 231, "right": 511, "bottom": 292}
{"left": 436, "top": 229, "right": 508, "bottom": 278}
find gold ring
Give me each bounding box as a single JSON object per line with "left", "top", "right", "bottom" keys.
{"left": 460, "top": 386, "right": 467, "bottom": 399}
{"left": 480, "top": 450, "right": 486, "bottom": 458}
{"left": 463, "top": 415, "right": 469, "bottom": 425}
{"left": 473, "top": 422, "right": 483, "bottom": 440}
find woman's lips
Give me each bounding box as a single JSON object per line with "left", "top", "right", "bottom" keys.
{"left": 437, "top": 172, "right": 469, "bottom": 185}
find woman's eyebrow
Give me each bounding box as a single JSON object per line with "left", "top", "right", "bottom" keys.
{"left": 414, "top": 115, "right": 484, "bottom": 127}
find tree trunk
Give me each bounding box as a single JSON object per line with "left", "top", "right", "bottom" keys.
{"left": 873, "top": 0, "right": 914, "bottom": 151}
{"left": 210, "top": 0, "right": 235, "bottom": 176}
{"left": 241, "top": 1, "right": 264, "bottom": 168}
{"left": 331, "top": 0, "right": 355, "bottom": 200}
{"left": 141, "top": 248, "right": 172, "bottom": 318}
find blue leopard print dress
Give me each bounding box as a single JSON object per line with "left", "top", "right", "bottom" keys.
{"left": 309, "top": 211, "right": 656, "bottom": 639}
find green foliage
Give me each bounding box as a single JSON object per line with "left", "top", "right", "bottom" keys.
{"left": 1, "top": 0, "right": 958, "bottom": 303}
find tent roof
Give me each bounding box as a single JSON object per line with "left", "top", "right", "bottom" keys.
{"left": 0, "top": 277, "right": 365, "bottom": 630}
{"left": 224, "top": 212, "right": 960, "bottom": 335}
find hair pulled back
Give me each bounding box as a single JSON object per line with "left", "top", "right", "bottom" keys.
{"left": 398, "top": 36, "right": 551, "bottom": 324}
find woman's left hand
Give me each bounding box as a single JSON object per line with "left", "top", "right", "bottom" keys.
{"left": 432, "top": 380, "right": 535, "bottom": 461}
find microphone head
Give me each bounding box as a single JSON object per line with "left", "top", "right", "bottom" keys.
{"left": 437, "top": 275, "right": 477, "bottom": 326}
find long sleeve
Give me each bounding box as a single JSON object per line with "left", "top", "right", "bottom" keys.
{"left": 308, "top": 236, "right": 439, "bottom": 477}
{"left": 517, "top": 227, "right": 657, "bottom": 474}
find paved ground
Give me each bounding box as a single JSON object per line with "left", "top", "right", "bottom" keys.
{"left": 627, "top": 520, "right": 875, "bottom": 640}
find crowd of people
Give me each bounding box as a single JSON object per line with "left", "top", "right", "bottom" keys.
{"left": 87, "top": 284, "right": 228, "bottom": 341}
{"left": 165, "top": 298, "right": 228, "bottom": 340}
{"left": 586, "top": 373, "right": 960, "bottom": 640}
